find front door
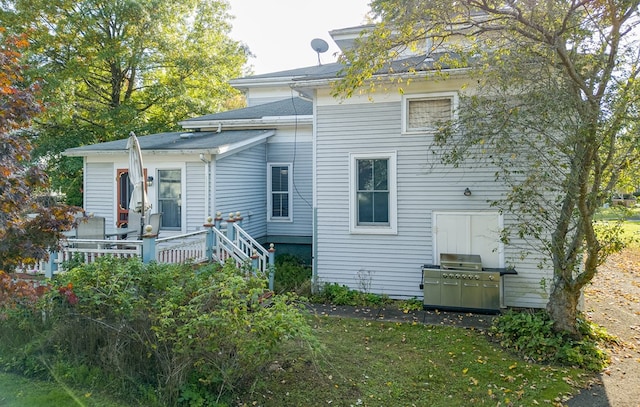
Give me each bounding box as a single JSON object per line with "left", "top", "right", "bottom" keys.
{"left": 116, "top": 168, "right": 147, "bottom": 228}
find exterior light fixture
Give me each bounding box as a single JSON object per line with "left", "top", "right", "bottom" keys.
{"left": 464, "top": 187, "right": 472, "bottom": 196}
{"left": 146, "top": 175, "right": 154, "bottom": 187}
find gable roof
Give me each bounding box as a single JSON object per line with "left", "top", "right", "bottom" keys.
{"left": 230, "top": 53, "right": 462, "bottom": 89}
{"left": 64, "top": 129, "right": 274, "bottom": 157}
{"left": 182, "top": 97, "right": 312, "bottom": 123}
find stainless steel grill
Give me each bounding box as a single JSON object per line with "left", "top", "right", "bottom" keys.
{"left": 421, "top": 253, "right": 501, "bottom": 313}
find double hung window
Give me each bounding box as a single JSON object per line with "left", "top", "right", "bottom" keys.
{"left": 350, "top": 152, "right": 397, "bottom": 234}
{"left": 268, "top": 163, "right": 292, "bottom": 221}
{"left": 158, "top": 169, "right": 181, "bottom": 229}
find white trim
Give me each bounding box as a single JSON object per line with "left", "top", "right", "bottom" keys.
{"left": 349, "top": 151, "right": 398, "bottom": 235}
{"left": 401, "top": 92, "right": 458, "bottom": 134}
{"left": 267, "top": 163, "right": 293, "bottom": 223}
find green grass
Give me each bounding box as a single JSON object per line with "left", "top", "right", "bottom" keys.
{"left": 235, "top": 316, "right": 589, "bottom": 407}
{"left": 0, "top": 372, "right": 127, "bottom": 407}
{"left": 0, "top": 316, "right": 590, "bottom": 407}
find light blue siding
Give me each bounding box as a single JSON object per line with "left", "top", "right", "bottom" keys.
{"left": 215, "top": 143, "right": 268, "bottom": 239}
{"left": 315, "top": 101, "right": 550, "bottom": 307}
{"left": 267, "top": 141, "right": 313, "bottom": 237}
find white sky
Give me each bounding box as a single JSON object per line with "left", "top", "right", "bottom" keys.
{"left": 228, "top": 0, "right": 371, "bottom": 74}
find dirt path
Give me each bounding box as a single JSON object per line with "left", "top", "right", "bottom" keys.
{"left": 581, "top": 248, "right": 640, "bottom": 407}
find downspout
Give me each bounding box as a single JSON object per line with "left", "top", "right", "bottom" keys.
{"left": 200, "top": 153, "right": 212, "bottom": 218}
{"left": 311, "top": 90, "right": 319, "bottom": 294}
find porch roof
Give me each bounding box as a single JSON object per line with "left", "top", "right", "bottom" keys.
{"left": 64, "top": 129, "right": 274, "bottom": 157}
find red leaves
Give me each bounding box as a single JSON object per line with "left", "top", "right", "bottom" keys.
{"left": 58, "top": 282, "right": 78, "bottom": 305}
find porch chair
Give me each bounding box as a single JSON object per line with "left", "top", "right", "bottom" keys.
{"left": 75, "top": 216, "right": 105, "bottom": 248}
{"left": 124, "top": 211, "right": 143, "bottom": 239}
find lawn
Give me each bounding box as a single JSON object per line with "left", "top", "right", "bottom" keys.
{"left": 0, "top": 315, "right": 589, "bottom": 407}
{"left": 0, "top": 372, "right": 127, "bottom": 407}
{"left": 234, "top": 316, "right": 589, "bottom": 407}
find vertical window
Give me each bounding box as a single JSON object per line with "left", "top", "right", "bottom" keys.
{"left": 158, "top": 169, "right": 181, "bottom": 229}
{"left": 357, "top": 159, "right": 389, "bottom": 224}
{"left": 403, "top": 93, "right": 456, "bottom": 133}
{"left": 350, "top": 152, "right": 397, "bottom": 234}
{"left": 268, "top": 163, "right": 292, "bottom": 221}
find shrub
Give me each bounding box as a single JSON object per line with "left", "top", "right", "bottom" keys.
{"left": 311, "top": 282, "right": 391, "bottom": 307}
{"left": 1, "top": 258, "right": 318, "bottom": 406}
{"left": 0, "top": 271, "right": 50, "bottom": 376}
{"left": 273, "top": 254, "right": 312, "bottom": 295}
{"left": 491, "top": 309, "right": 611, "bottom": 371}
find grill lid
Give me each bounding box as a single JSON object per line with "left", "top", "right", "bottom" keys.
{"left": 440, "top": 253, "right": 482, "bottom": 271}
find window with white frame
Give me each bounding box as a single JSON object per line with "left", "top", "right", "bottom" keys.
{"left": 403, "top": 93, "right": 456, "bottom": 133}
{"left": 350, "top": 152, "right": 397, "bottom": 234}
{"left": 157, "top": 169, "right": 181, "bottom": 229}
{"left": 268, "top": 163, "right": 292, "bottom": 221}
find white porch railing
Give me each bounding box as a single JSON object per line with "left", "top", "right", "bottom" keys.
{"left": 20, "top": 212, "right": 276, "bottom": 288}
{"left": 156, "top": 231, "right": 208, "bottom": 264}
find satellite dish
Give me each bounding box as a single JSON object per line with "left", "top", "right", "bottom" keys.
{"left": 310, "top": 38, "right": 329, "bottom": 65}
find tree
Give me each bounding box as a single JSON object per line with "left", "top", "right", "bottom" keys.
{"left": 1, "top": 0, "right": 249, "bottom": 205}
{"left": 335, "top": 0, "right": 640, "bottom": 336}
{"left": 0, "top": 29, "right": 75, "bottom": 272}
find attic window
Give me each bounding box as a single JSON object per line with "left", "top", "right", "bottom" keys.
{"left": 403, "top": 93, "right": 457, "bottom": 133}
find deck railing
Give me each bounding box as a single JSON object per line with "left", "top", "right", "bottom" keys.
{"left": 18, "top": 212, "right": 276, "bottom": 288}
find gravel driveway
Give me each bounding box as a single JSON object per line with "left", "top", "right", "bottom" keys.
{"left": 568, "top": 248, "right": 640, "bottom": 407}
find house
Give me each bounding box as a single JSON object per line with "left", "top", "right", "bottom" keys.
{"left": 65, "top": 24, "right": 551, "bottom": 310}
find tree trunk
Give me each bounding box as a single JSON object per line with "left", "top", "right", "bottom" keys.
{"left": 546, "top": 279, "right": 582, "bottom": 338}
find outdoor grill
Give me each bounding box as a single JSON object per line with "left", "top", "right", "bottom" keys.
{"left": 421, "top": 253, "right": 514, "bottom": 314}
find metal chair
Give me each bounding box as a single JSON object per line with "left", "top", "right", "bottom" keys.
{"left": 75, "top": 216, "right": 105, "bottom": 248}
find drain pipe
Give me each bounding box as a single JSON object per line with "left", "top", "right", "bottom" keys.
{"left": 200, "top": 153, "right": 212, "bottom": 217}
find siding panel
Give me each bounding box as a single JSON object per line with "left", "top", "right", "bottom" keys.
{"left": 185, "top": 162, "right": 206, "bottom": 231}
{"left": 267, "top": 141, "right": 313, "bottom": 237}
{"left": 84, "top": 162, "right": 115, "bottom": 227}
{"left": 315, "top": 101, "right": 551, "bottom": 307}
{"left": 215, "top": 143, "right": 267, "bottom": 239}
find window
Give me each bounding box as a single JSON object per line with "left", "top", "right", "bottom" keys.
{"left": 158, "top": 169, "right": 181, "bottom": 229}
{"left": 350, "top": 152, "right": 397, "bottom": 234}
{"left": 268, "top": 163, "right": 292, "bottom": 221}
{"left": 403, "top": 93, "right": 457, "bottom": 133}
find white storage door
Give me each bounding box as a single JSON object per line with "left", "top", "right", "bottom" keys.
{"left": 433, "top": 212, "right": 502, "bottom": 268}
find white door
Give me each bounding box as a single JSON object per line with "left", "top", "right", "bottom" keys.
{"left": 433, "top": 212, "right": 503, "bottom": 268}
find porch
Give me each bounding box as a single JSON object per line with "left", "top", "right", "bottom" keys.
{"left": 17, "top": 212, "right": 276, "bottom": 289}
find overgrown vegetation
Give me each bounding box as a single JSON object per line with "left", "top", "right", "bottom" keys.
{"left": 0, "top": 258, "right": 316, "bottom": 406}
{"left": 492, "top": 310, "right": 615, "bottom": 371}
{"left": 311, "top": 282, "right": 393, "bottom": 307}
{"left": 273, "top": 253, "right": 312, "bottom": 295}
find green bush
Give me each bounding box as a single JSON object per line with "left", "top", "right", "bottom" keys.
{"left": 491, "top": 309, "right": 611, "bottom": 371}
{"left": 311, "top": 282, "right": 391, "bottom": 307}
{"left": 274, "top": 254, "right": 312, "bottom": 295}
{"left": 1, "top": 257, "right": 318, "bottom": 406}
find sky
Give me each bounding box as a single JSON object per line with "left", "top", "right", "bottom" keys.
{"left": 228, "top": 0, "right": 371, "bottom": 74}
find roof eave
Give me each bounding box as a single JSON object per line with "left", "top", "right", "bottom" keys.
{"left": 63, "top": 130, "right": 276, "bottom": 158}
{"left": 179, "top": 116, "right": 313, "bottom": 129}
{"left": 290, "top": 66, "right": 473, "bottom": 90}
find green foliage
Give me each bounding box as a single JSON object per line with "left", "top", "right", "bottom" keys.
{"left": 274, "top": 254, "right": 312, "bottom": 295}
{"left": 312, "top": 283, "right": 392, "bottom": 307}
{"left": 491, "top": 310, "right": 611, "bottom": 371}
{"left": 0, "top": 257, "right": 318, "bottom": 406}
{"left": 397, "top": 298, "right": 424, "bottom": 313}
{"left": 3, "top": 0, "right": 249, "bottom": 204}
